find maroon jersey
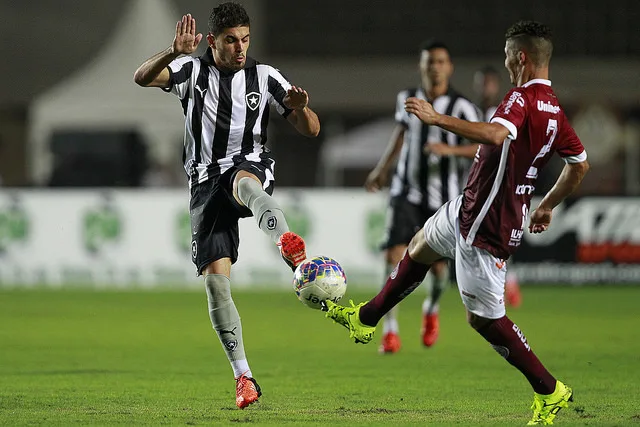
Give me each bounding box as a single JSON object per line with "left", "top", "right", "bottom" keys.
{"left": 459, "top": 79, "right": 587, "bottom": 259}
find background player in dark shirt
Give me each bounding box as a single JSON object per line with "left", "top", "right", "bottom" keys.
{"left": 325, "top": 20, "right": 589, "bottom": 425}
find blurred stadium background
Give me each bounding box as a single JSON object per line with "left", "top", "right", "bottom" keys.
{"left": 0, "top": 0, "right": 639, "bottom": 287}
{"left": 2, "top": 2, "right": 640, "bottom": 425}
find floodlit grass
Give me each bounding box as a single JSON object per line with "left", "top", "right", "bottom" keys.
{"left": 1, "top": 286, "right": 639, "bottom": 425}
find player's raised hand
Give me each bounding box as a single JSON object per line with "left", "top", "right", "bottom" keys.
{"left": 172, "top": 14, "right": 203, "bottom": 55}
{"left": 405, "top": 97, "right": 439, "bottom": 125}
{"left": 529, "top": 206, "right": 552, "bottom": 234}
{"left": 284, "top": 86, "right": 309, "bottom": 110}
{"left": 364, "top": 167, "right": 388, "bottom": 192}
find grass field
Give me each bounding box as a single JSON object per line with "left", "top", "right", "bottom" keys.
{"left": 1, "top": 285, "right": 639, "bottom": 426}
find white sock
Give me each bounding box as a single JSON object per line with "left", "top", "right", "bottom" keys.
{"left": 205, "top": 274, "right": 252, "bottom": 379}
{"left": 231, "top": 360, "right": 252, "bottom": 379}
{"left": 422, "top": 298, "right": 439, "bottom": 315}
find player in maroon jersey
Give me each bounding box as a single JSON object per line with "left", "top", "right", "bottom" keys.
{"left": 323, "top": 21, "right": 589, "bottom": 425}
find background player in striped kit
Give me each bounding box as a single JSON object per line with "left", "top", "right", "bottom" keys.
{"left": 473, "top": 65, "right": 522, "bottom": 308}
{"left": 364, "top": 40, "right": 481, "bottom": 353}
{"left": 134, "top": 2, "right": 320, "bottom": 409}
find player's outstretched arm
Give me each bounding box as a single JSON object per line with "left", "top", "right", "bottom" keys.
{"left": 133, "top": 13, "right": 203, "bottom": 88}
{"left": 529, "top": 160, "right": 590, "bottom": 234}
{"left": 285, "top": 86, "right": 320, "bottom": 137}
{"left": 405, "top": 97, "right": 509, "bottom": 145}
{"left": 365, "top": 125, "right": 405, "bottom": 192}
{"left": 426, "top": 142, "right": 480, "bottom": 159}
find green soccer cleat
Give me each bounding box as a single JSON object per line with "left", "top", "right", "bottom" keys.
{"left": 527, "top": 380, "right": 573, "bottom": 425}
{"left": 322, "top": 300, "right": 376, "bottom": 344}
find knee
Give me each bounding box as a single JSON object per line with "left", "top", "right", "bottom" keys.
{"left": 466, "top": 310, "right": 492, "bottom": 331}
{"left": 408, "top": 228, "right": 442, "bottom": 265}
{"left": 235, "top": 174, "right": 262, "bottom": 200}
{"left": 205, "top": 273, "right": 232, "bottom": 302}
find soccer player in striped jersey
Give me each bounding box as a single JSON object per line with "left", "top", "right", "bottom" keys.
{"left": 473, "top": 65, "right": 523, "bottom": 308}
{"left": 134, "top": 2, "right": 320, "bottom": 409}
{"left": 325, "top": 21, "right": 588, "bottom": 425}
{"left": 365, "top": 39, "right": 481, "bottom": 353}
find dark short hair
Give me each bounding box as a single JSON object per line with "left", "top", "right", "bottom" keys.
{"left": 420, "top": 38, "right": 450, "bottom": 55}
{"left": 505, "top": 20, "right": 552, "bottom": 41}
{"left": 208, "top": 2, "right": 250, "bottom": 35}
{"left": 505, "top": 20, "right": 553, "bottom": 65}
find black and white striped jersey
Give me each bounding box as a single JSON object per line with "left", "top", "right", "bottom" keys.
{"left": 484, "top": 105, "right": 498, "bottom": 122}
{"left": 390, "top": 87, "right": 481, "bottom": 211}
{"left": 164, "top": 48, "right": 293, "bottom": 186}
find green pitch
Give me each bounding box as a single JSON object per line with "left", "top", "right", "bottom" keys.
{"left": 1, "top": 286, "right": 639, "bottom": 426}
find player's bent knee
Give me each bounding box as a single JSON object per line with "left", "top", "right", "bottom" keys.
{"left": 408, "top": 227, "right": 443, "bottom": 265}
{"left": 234, "top": 172, "right": 262, "bottom": 204}
{"left": 205, "top": 273, "right": 232, "bottom": 302}
{"left": 202, "top": 257, "right": 232, "bottom": 277}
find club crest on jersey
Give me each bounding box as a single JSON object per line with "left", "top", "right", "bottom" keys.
{"left": 245, "top": 91, "right": 261, "bottom": 111}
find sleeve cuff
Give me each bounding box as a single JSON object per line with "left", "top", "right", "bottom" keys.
{"left": 563, "top": 150, "right": 588, "bottom": 164}
{"left": 160, "top": 66, "right": 175, "bottom": 93}
{"left": 490, "top": 117, "right": 518, "bottom": 140}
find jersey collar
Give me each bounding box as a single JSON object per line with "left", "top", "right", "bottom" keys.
{"left": 522, "top": 78, "right": 552, "bottom": 88}
{"left": 420, "top": 85, "right": 459, "bottom": 102}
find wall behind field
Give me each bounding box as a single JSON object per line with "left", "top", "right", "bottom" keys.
{"left": 1, "top": 190, "right": 639, "bottom": 288}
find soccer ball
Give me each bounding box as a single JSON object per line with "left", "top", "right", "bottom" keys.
{"left": 293, "top": 256, "right": 347, "bottom": 310}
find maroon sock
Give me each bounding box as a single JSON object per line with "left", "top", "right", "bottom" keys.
{"left": 477, "top": 316, "right": 556, "bottom": 394}
{"left": 359, "top": 252, "right": 430, "bottom": 326}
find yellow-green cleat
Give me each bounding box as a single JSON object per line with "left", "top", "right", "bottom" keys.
{"left": 322, "top": 300, "right": 376, "bottom": 344}
{"left": 527, "top": 380, "right": 573, "bottom": 425}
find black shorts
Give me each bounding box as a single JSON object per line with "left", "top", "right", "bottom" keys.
{"left": 380, "top": 196, "right": 436, "bottom": 250}
{"left": 189, "top": 159, "right": 275, "bottom": 274}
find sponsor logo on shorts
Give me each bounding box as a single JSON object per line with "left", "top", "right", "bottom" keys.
{"left": 191, "top": 240, "right": 197, "bottom": 261}
{"left": 461, "top": 290, "right": 476, "bottom": 299}
{"left": 266, "top": 216, "right": 277, "bottom": 230}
